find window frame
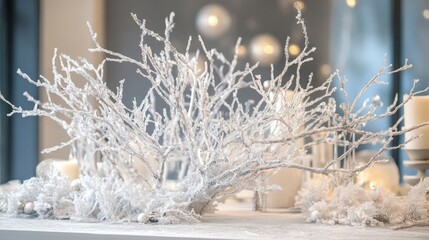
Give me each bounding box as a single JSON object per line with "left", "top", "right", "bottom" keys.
{"left": 0, "top": 0, "right": 39, "bottom": 183}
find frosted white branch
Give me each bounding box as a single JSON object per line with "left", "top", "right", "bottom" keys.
{"left": 0, "top": 11, "right": 427, "bottom": 224}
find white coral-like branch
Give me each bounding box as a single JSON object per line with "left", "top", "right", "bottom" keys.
{"left": 0, "top": 11, "right": 427, "bottom": 223}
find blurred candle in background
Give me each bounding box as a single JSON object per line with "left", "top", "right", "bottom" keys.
{"left": 404, "top": 95, "right": 429, "bottom": 150}
{"left": 264, "top": 88, "right": 303, "bottom": 209}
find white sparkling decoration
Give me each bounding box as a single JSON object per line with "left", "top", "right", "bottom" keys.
{"left": 0, "top": 11, "right": 428, "bottom": 228}
{"left": 137, "top": 213, "right": 147, "bottom": 223}
{"left": 250, "top": 34, "right": 281, "bottom": 66}
{"left": 296, "top": 177, "right": 429, "bottom": 228}
{"left": 196, "top": 4, "right": 231, "bottom": 39}
{"left": 70, "top": 179, "right": 81, "bottom": 190}
{"left": 23, "top": 202, "right": 35, "bottom": 214}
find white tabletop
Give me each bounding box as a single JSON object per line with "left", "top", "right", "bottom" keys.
{"left": 0, "top": 208, "right": 428, "bottom": 240}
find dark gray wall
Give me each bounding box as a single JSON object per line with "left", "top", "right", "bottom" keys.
{"left": 105, "top": 0, "right": 331, "bottom": 107}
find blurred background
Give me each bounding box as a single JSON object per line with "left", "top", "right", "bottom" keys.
{"left": 0, "top": 0, "right": 428, "bottom": 183}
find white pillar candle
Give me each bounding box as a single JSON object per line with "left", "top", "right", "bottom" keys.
{"left": 269, "top": 90, "right": 299, "bottom": 135}
{"left": 311, "top": 138, "right": 333, "bottom": 168}
{"left": 404, "top": 95, "right": 429, "bottom": 149}
{"left": 264, "top": 168, "right": 302, "bottom": 208}
{"left": 265, "top": 89, "right": 303, "bottom": 209}
{"left": 51, "top": 159, "right": 80, "bottom": 180}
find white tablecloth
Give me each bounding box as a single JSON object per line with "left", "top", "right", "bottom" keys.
{"left": 1, "top": 208, "right": 428, "bottom": 240}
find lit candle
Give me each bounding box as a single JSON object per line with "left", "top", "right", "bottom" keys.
{"left": 356, "top": 151, "right": 399, "bottom": 193}
{"left": 51, "top": 159, "right": 80, "bottom": 180}
{"left": 356, "top": 161, "right": 399, "bottom": 192}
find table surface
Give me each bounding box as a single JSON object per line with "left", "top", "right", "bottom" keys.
{"left": 0, "top": 207, "right": 428, "bottom": 240}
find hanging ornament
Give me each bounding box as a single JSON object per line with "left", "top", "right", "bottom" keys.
{"left": 277, "top": 0, "right": 306, "bottom": 13}
{"left": 319, "top": 64, "right": 332, "bottom": 77}
{"left": 293, "top": 1, "right": 305, "bottom": 10}
{"left": 196, "top": 4, "right": 232, "bottom": 39}
{"left": 346, "top": 0, "right": 357, "bottom": 8}
{"left": 288, "top": 44, "right": 301, "bottom": 57}
{"left": 235, "top": 44, "right": 247, "bottom": 59}
{"left": 250, "top": 34, "right": 281, "bottom": 66}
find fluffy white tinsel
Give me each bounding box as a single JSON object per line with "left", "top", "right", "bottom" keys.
{"left": 296, "top": 177, "right": 429, "bottom": 227}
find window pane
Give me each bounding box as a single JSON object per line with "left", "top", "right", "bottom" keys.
{"left": 400, "top": 0, "right": 429, "bottom": 175}
{"left": 331, "top": 0, "right": 393, "bottom": 151}
{"left": 0, "top": 0, "right": 39, "bottom": 183}
{"left": 0, "top": 0, "right": 8, "bottom": 183}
